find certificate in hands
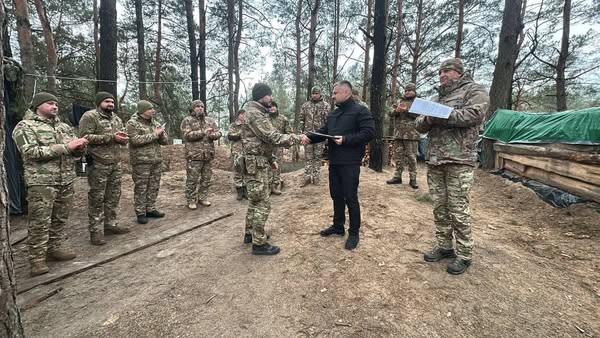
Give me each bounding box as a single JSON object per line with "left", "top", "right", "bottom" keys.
{"left": 307, "top": 131, "right": 338, "bottom": 140}
{"left": 409, "top": 98, "right": 453, "bottom": 119}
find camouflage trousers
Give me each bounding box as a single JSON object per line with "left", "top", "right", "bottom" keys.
{"left": 186, "top": 159, "right": 212, "bottom": 203}
{"left": 26, "top": 183, "right": 74, "bottom": 263}
{"left": 231, "top": 152, "right": 244, "bottom": 188}
{"left": 132, "top": 162, "right": 162, "bottom": 216}
{"left": 393, "top": 139, "right": 418, "bottom": 180}
{"left": 269, "top": 148, "right": 283, "bottom": 186}
{"left": 244, "top": 155, "right": 271, "bottom": 245}
{"left": 88, "top": 162, "right": 122, "bottom": 234}
{"left": 304, "top": 143, "right": 323, "bottom": 183}
{"left": 427, "top": 163, "right": 475, "bottom": 260}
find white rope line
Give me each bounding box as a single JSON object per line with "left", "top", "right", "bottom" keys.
{"left": 24, "top": 73, "right": 195, "bottom": 85}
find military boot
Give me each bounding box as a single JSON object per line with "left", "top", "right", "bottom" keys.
{"left": 424, "top": 247, "right": 456, "bottom": 262}
{"left": 344, "top": 234, "right": 360, "bottom": 250}
{"left": 90, "top": 232, "right": 107, "bottom": 246}
{"left": 300, "top": 178, "right": 312, "bottom": 187}
{"left": 409, "top": 178, "right": 419, "bottom": 189}
{"left": 242, "top": 187, "right": 248, "bottom": 200}
{"left": 271, "top": 182, "right": 282, "bottom": 195}
{"left": 320, "top": 225, "right": 345, "bottom": 237}
{"left": 243, "top": 233, "right": 252, "bottom": 244}
{"left": 104, "top": 225, "right": 131, "bottom": 235}
{"left": 236, "top": 187, "right": 244, "bottom": 200}
{"left": 447, "top": 258, "right": 472, "bottom": 275}
{"left": 136, "top": 214, "right": 148, "bottom": 224}
{"left": 188, "top": 202, "right": 198, "bottom": 210}
{"left": 386, "top": 177, "right": 402, "bottom": 184}
{"left": 199, "top": 200, "right": 212, "bottom": 207}
{"left": 252, "top": 243, "right": 281, "bottom": 255}
{"left": 47, "top": 247, "right": 76, "bottom": 261}
{"left": 30, "top": 261, "right": 49, "bottom": 277}
{"left": 146, "top": 210, "right": 165, "bottom": 218}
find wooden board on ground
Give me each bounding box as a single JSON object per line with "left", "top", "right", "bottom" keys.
{"left": 493, "top": 143, "right": 600, "bottom": 165}
{"left": 17, "top": 210, "right": 234, "bottom": 295}
{"left": 497, "top": 152, "right": 600, "bottom": 186}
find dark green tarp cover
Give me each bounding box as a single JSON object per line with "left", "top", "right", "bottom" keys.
{"left": 482, "top": 107, "right": 600, "bottom": 145}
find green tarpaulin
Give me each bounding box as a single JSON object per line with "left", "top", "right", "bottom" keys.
{"left": 482, "top": 107, "right": 600, "bottom": 145}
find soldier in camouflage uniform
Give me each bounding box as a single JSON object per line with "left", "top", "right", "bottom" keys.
{"left": 242, "top": 83, "right": 302, "bottom": 255}
{"left": 180, "top": 100, "right": 222, "bottom": 210}
{"left": 228, "top": 109, "right": 246, "bottom": 200}
{"left": 12, "top": 92, "right": 89, "bottom": 276}
{"left": 415, "top": 58, "right": 489, "bottom": 275}
{"left": 299, "top": 86, "right": 329, "bottom": 186}
{"left": 126, "top": 100, "right": 169, "bottom": 224}
{"left": 387, "top": 83, "right": 420, "bottom": 189}
{"left": 352, "top": 88, "right": 369, "bottom": 109}
{"left": 79, "top": 92, "right": 131, "bottom": 246}
{"left": 267, "top": 101, "right": 293, "bottom": 195}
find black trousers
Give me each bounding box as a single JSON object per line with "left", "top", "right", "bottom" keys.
{"left": 328, "top": 164, "right": 361, "bottom": 235}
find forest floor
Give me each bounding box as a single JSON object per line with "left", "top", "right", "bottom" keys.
{"left": 10, "top": 145, "right": 600, "bottom": 338}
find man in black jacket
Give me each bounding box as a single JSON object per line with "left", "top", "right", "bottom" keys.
{"left": 301, "top": 81, "right": 375, "bottom": 250}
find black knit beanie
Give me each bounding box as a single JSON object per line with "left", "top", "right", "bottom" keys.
{"left": 95, "top": 91, "right": 115, "bottom": 106}
{"left": 252, "top": 83, "right": 272, "bottom": 101}
{"left": 31, "top": 92, "right": 58, "bottom": 109}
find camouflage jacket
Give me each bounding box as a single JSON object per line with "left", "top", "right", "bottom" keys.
{"left": 180, "top": 114, "right": 221, "bottom": 161}
{"left": 228, "top": 121, "right": 243, "bottom": 155}
{"left": 126, "top": 115, "right": 169, "bottom": 164}
{"left": 415, "top": 75, "right": 489, "bottom": 166}
{"left": 12, "top": 112, "right": 84, "bottom": 186}
{"left": 388, "top": 96, "right": 419, "bottom": 140}
{"left": 242, "top": 101, "right": 301, "bottom": 165}
{"left": 299, "top": 99, "right": 330, "bottom": 133}
{"left": 79, "top": 109, "right": 125, "bottom": 165}
{"left": 269, "top": 112, "right": 293, "bottom": 160}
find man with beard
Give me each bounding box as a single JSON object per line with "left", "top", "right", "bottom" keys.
{"left": 242, "top": 83, "right": 302, "bottom": 255}
{"left": 415, "top": 58, "right": 489, "bottom": 275}
{"left": 387, "top": 83, "right": 420, "bottom": 189}
{"left": 180, "top": 100, "right": 222, "bottom": 210}
{"left": 298, "top": 86, "right": 329, "bottom": 186}
{"left": 79, "top": 92, "right": 131, "bottom": 245}
{"left": 301, "top": 81, "right": 374, "bottom": 250}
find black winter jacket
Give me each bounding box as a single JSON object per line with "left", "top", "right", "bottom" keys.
{"left": 308, "top": 98, "right": 375, "bottom": 165}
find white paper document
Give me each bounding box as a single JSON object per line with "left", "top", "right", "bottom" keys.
{"left": 409, "top": 98, "right": 454, "bottom": 119}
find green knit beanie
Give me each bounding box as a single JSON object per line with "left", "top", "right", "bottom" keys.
{"left": 137, "top": 100, "right": 154, "bottom": 115}
{"left": 95, "top": 91, "right": 115, "bottom": 106}
{"left": 31, "top": 92, "right": 58, "bottom": 110}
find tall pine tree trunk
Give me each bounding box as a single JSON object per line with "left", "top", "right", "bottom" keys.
{"left": 332, "top": 0, "right": 340, "bottom": 85}
{"left": 226, "top": 0, "right": 235, "bottom": 121}
{"left": 184, "top": 0, "right": 199, "bottom": 100}
{"left": 390, "top": 0, "right": 403, "bottom": 104}
{"left": 0, "top": 1, "right": 25, "bottom": 335}
{"left": 198, "top": 0, "right": 207, "bottom": 104}
{"left": 362, "top": 0, "right": 372, "bottom": 101}
{"left": 293, "top": 0, "right": 303, "bottom": 129}
{"left": 306, "top": 0, "right": 320, "bottom": 98}
{"left": 98, "top": 0, "right": 118, "bottom": 96}
{"left": 410, "top": 0, "right": 422, "bottom": 83}
{"left": 135, "top": 0, "right": 147, "bottom": 99}
{"left": 369, "top": 0, "right": 388, "bottom": 172}
{"left": 556, "top": 0, "right": 570, "bottom": 112}
{"left": 481, "top": 0, "right": 523, "bottom": 169}
{"left": 455, "top": 0, "right": 464, "bottom": 58}
{"left": 233, "top": 0, "right": 242, "bottom": 115}
{"left": 93, "top": 0, "right": 100, "bottom": 89}
{"left": 13, "top": 0, "right": 35, "bottom": 101}
{"left": 33, "top": 0, "right": 57, "bottom": 94}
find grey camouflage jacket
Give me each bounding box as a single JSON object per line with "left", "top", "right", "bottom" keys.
{"left": 126, "top": 114, "right": 169, "bottom": 164}
{"left": 180, "top": 114, "right": 221, "bottom": 161}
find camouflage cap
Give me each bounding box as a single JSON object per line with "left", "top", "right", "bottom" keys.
{"left": 311, "top": 86, "right": 321, "bottom": 94}
{"left": 137, "top": 100, "right": 154, "bottom": 115}
{"left": 439, "top": 58, "right": 464, "bottom": 74}
{"left": 404, "top": 83, "right": 417, "bottom": 91}
{"left": 95, "top": 91, "right": 115, "bottom": 106}
{"left": 252, "top": 83, "right": 272, "bottom": 101}
{"left": 191, "top": 100, "right": 204, "bottom": 108}
{"left": 31, "top": 92, "right": 58, "bottom": 109}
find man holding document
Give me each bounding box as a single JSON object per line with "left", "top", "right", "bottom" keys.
{"left": 414, "top": 58, "right": 489, "bottom": 275}
{"left": 301, "top": 81, "right": 374, "bottom": 250}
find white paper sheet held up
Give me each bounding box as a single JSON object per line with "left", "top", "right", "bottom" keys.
{"left": 409, "top": 98, "right": 453, "bottom": 119}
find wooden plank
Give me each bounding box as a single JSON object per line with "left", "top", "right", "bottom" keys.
{"left": 498, "top": 152, "right": 600, "bottom": 186}
{"left": 503, "top": 159, "right": 526, "bottom": 175}
{"left": 493, "top": 143, "right": 600, "bottom": 165}
{"left": 495, "top": 153, "right": 504, "bottom": 170}
{"left": 518, "top": 166, "right": 600, "bottom": 203}
{"left": 17, "top": 210, "right": 234, "bottom": 295}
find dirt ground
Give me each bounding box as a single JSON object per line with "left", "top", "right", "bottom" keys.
{"left": 10, "top": 145, "right": 600, "bottom": 338}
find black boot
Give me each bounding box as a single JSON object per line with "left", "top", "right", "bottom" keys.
{"left": 409, "top": 178, "right": 419, "bottom": 189}
{"left": 345, "top": 234, "right": 359, "bottom": 250}
{"left": 236, "top": 187, "right": 244, "bottom": 201}
{"left": 320, "top": 225, "right": 345, "bottom": 237}
{"left": 243, "top": 233, "right": 252, "bottom": 244}
{"left": 146, "top": 210, "right": 165, "bottom": 218}
{"left": 386, "top": 177, "right": 402, "bottom": 184}
{"left": 423, "top": 247, "right": 456, "bottom": 262}
{"left": 136, "top": 214, "right": 148, "bottom": 224}
{"left": 447, "top": 258, "right": 472, "bottom": 275}
{"left": 252, "top": 243, "right": 281, "bottom": 255}
{"left": 242, "top": 187, "right": 248, "bottom": 200}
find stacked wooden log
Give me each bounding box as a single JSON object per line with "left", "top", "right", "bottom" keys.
{"left": 494, "top": 143, "right": 600, "bottom": 203}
